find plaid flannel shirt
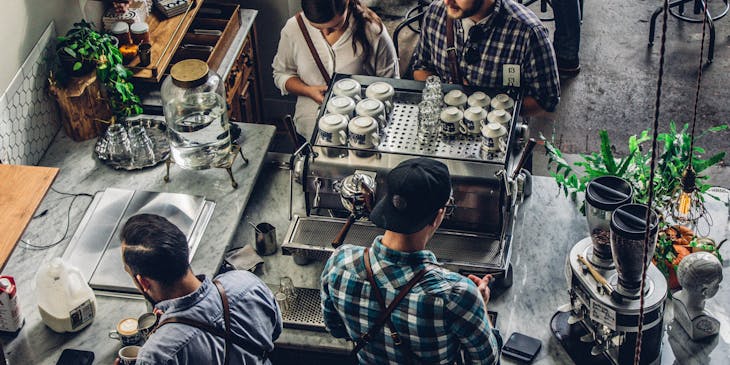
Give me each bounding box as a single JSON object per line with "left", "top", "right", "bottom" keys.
{"left": 321, "top": 237, "right": 499, "bottom": 364}
{"left": 412, "top": 0, "right": 560, "bottom": 112}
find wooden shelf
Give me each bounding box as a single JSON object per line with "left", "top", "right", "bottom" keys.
{"left": 127, "top": 0, "right": 206, "bottom": 82}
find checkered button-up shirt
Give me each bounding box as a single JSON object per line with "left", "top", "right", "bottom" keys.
{"left": 321, "top": 237, "right": 499, "bottom": 364}
{"left": 413, "top": 0, "right": 560, "bottom": 112}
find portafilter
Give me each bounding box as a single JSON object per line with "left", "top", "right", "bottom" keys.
{"left": 332, "top": 173, "right": 376, "bottom": 248}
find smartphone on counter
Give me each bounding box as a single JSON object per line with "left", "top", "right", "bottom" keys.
{"left": 56, "top": 349, "right": 94, "bottom": 365}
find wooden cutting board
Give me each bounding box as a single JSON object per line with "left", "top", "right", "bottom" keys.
{"left": 0, "top": 164, "right": 59, "bottom": 271}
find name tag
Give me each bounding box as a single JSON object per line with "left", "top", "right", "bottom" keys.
{"left": 503, "top": 64, "right": 520, "bottom": 87}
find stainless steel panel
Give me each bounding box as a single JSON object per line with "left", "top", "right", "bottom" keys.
{"left": 269, "top": 286, "right": 327, "bottom": 331}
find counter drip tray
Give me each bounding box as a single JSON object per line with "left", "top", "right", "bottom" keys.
{"left": 281, "top": 216, "right": 506, "bottom": 273}
{"left": 269, "top": 285, "right": 327, "bottom": 332}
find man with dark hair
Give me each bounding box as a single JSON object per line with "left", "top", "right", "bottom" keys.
{"left": 320, "top": 158, "right": 500, "bottom": 364}
{"left": 120, "top": 214, "right": 282, "bottom": 365}
{"left": 412, "top": 0, "right": 560, "bottom": 116}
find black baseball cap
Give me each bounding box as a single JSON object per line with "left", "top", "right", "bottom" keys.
{"left": 370, "top": 158, "right": 452, "bottom": 234}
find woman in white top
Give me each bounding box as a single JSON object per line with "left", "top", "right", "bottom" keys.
{"left": 272, "top": 0, "right": 399, "bottom": 139}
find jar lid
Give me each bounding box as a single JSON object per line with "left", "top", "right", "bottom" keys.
{"left": 111, "top": 21, "right": 130, "bottom": 34}
{"left": 170, "top": 59, "right": 209, "bottom": 88}
{"left": 586, "top": 176, "right": 633, "bottom": 211}
{"left": 130, "top": 22, "right": 149, "bottom": 34}
{"left": 610, "top": 203, "right": 659, "bottom": 240}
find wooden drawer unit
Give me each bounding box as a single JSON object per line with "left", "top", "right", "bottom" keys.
{"left": 226, "top": 30, "right": 261, "bottom": 123}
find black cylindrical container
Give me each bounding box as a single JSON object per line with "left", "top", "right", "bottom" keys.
{"left": 585, "top": 176, "right": 633, "bottom": 268}
{"left": 610, "top": 204, "right": 659, "bottom": 297}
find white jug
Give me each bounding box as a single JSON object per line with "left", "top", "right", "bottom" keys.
{"left": 35, "top": 258, "right": 97, "bottom": 333}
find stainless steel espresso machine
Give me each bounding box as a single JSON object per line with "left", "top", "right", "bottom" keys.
{"left": 279, "top": 74, "right": 531, "bottom": 330}
{"left": 552, "top": 177, "right": 668, "bottom": 365}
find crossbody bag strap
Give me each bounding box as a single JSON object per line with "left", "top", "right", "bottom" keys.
{"left": 351, "top": 248, "right": 428, "bottom": 360}
{"left": 295, "top": 12, "right": 332, "bottom": 84}
{"left": 214, "top": 280, "right": 232, "bottom": 365}
{"left": 445, "top": 16, "right": 462, "bottom": 85}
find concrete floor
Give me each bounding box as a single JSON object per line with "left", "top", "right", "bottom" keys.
{"left": 378, "top": 0, "right": 729, "bottom": 186}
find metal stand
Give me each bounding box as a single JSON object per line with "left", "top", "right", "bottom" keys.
{"left": 648, "top": 0, "right": 729, "bottom": 64}
{"left": 164, "top": 143, "right": 248, "bottom": 188}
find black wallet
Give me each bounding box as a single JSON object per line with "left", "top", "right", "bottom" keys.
{"left": 502, "top": 332, "right": 541, "bottom": 363}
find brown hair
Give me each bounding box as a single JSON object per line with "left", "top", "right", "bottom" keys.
{"left": 302, "top": 0, "right": 384, "bottom": 61}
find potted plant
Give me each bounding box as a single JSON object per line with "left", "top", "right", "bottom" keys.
{"left": 542, "top": 122, "right": 727, "bottom": 285}
{"left": 52, "top": 20, "right": 143, "bottom": 122}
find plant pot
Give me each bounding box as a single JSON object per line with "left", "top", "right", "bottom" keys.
{"left": 59, "top": 53, "right": 96, "bottom": 77}
{"left": 666, "top": 262, "right": 681, "bottom": 290}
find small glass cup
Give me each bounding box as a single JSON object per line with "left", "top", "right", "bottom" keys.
{"left": 425, "top": 75, "right": 442, "bottom": 94}
{"left": 127, "top": 125, "right": 155, "bottom": 166}
{"left": 106, "top": 124, "right": 132, "bottom": 163}
{"left": 280, "top": 276, "right": 297, "bottom": 303}
{"left": 275, "top": 291, "right": 289, "bottom": 315}
{"left": 418, "top": 100, "right": 440, "bottom": 143}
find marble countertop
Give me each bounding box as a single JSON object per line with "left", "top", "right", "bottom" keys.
{"left": 236, "top": 165, "right": 730, "bottom": 364}
{"left": 0, "top": 123, "right": 275, "bottom": 364}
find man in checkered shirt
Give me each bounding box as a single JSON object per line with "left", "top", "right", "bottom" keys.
{"left": 321, "top": 158, "right": 500, "bottom": 364}
{"left": 413, "top": 0, "right": 560, "bottom": 116}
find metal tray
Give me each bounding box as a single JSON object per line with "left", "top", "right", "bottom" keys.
{"left": 95, "top": 117, "right": 170, "bottom": 170}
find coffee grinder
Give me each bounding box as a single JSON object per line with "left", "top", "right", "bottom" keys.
{"left": 552, "top": 177, "right": 668, "bottom": 365}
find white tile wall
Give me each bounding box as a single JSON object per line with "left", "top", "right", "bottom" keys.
{"left": 0, "top": 21, "right": 60, "bottom": 165}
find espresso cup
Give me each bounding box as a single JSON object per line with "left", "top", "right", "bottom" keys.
{"left": 348, "top": 116, "right": 380, "bottom": 149}
{"left": 137, "top": 312, "right": 158, "bottom": 342}
{"left": 481, "top": 122, "right": 508, "bottom": 153}
{"left": 332, "top": 78, "right": 362, "bottom": 101}
{"left": 318, "top": 113, "right": 349, "bottom": 146}
{"left": 467, "top": 91, "right": 491, "bottom": 109}
{"left": 355, "top": 98, "right": 387, "bottom": 129}
{"left": 461, "top": 106, "right": 487, "bottom": 135}
{"left": 443, "top": 89, "right": 468, "bottom": 109}
{"left": 487, "top": 109, "right": 512, "bottom": 128}
{"left": 109, "top": 318, "right": 141, "bottom": 346}
{"left": 118, "top": 345, "right": 141, "bottom": 365}
{"left": 490, "top": 93, "right": 515, "bottom": 111}
{"left": 365, "top": 82, "right": 395, "bottom": 113}
{"left": 326, "top": 96, "right": 356, "bottom": 118}
{"left": 440, "top": 106, "right": 463, "bottom": 137}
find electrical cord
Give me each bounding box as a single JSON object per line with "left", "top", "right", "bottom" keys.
{"left": 19, "top": 188, "right": 95, "bottom": 251}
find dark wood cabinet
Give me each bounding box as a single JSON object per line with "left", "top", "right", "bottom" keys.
{"left": 226, "top": 25, "right": 262, "bottom": 123}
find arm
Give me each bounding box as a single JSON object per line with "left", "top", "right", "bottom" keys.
{"left": 413, "top": 69, "right": 434, "bottom": 81}
{"left": 272, "top": 22, "right": 328, "bottom": 104}
{"left": 446, "top": 280, "right": 500, "bottom": 365}
{"left": 373, "top": 25, "right": 400, "bottom": 78}
{"left": 320, "top": 255, "right": 349, "bottom": 338}
{"left": 411, "top": 6, "right": 437, "bottom": 80}
{"left": 521, "top": 26, "right": 561, "bottom": 116}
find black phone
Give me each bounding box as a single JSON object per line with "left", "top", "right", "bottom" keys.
{"left": 488, "top": 310, "right": 498, "bottom": 327}
{"left": 56, "top": 349, "right": 94, "bottom": 365}
{"left": 502, "top": 332, "right": 541, "bottom": 363}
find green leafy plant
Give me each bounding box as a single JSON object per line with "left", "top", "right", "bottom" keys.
{"left": 53, "top": 20, "right": 143, "bottom": 118}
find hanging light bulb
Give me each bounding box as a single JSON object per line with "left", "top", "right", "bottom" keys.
{"left": 671, "top": 164, "right": 707, "bottom": 225}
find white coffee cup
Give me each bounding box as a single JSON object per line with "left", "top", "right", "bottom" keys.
{"left": 467, "top": 92, "right": 491, "bottom": 109}
{"left": 487, "top": 109, "right": 512, "bottom": 127}
{"left": 118, "top": 345, "right": 141, "bottom": 365}
{"left": 461, "top": 106, "right": 487, "bottom": 135}
{"left": 332, "top": 78, "right": 362, "bottom": 101}
{"left": 490, "top": 93, "right": 515, "bottom": 111}
{"left": 318, "top": 114, "right": 349, "bottom": 146}
{"left": 365, "top": 82, "right": 395, "bottom": 113}
{"left": 443, "top": 89, "right": 467, "bottom": 109}
{"left": 440, "top": 106, "right": 463, "bottom": 136}
{"left": 481, "top": 122, "right": 508, "bottom": 153}
{"left": 355, "top": 98, "right": 387, "bottom": 129}
{"left": 348, "top": 116, "right": 380, "bottom": 149}
{"left": 326, "top": 96, "right": 356, "bottom": 118}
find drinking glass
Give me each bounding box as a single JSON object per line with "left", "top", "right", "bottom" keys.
{"left": 425, "top": 75, "right": 442, "bottom": 95}
{"left": 127, "top": 125, "right": 155, "bottom": 166}
{"left": 275, "top": 291, "right": 289, "bottom": 314}
{"left": 106, "top": 124, "right": 132, "bottom": 164}
{"left": 280, "top": 276, "right": 297, "bottom": 303}
{"left": 418, "top": 100, "right": 440, "bottom": 143}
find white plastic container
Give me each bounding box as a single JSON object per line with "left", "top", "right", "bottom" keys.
{"left": 0, "top": 276, "right": 25, "bottom": 332}
{"left": 35, "top": 258, "right": 97, "bottom": 333}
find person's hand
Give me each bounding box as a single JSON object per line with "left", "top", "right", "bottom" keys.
{"left": 113, "top": 1, "right": 130, "bottom": 14}
{"left": 468, "top": 274, "right": 493, "bottom": 304}
{"left": 307, "top": 85, "right": 328, "bottom": 104}
{"left": 114, "top": 357, "right": 120, "bottom": 365}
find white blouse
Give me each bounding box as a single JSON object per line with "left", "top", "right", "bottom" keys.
{"left": 272, "top": 13, "right": 399, "bottom": 138}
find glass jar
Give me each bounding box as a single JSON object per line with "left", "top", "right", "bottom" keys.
{"left": 130, "top": 22, "right": 150, "bottom": 44}
{"left": 161, "top": 59, "right": 231, "bottom": 170}
{"left": 111, "top": 21, "right": 132, "bottom": 46}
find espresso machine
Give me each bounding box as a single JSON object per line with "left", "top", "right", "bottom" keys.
{"left": 552, "top": 176, "right": 667, "bottom": 365}
{"left": 279, "top": 74, "right": 531, "bottom": 330}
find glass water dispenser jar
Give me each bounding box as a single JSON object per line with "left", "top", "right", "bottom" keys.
{"left": 161, "top": 59, "right": 232, "bottom": 170}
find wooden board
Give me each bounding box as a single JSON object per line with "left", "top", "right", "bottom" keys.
{"left": 128, "top": 0, "right": 206, "bottom": 82}
{"left": 0, "top": 165, "right": 59, "bottom": 271}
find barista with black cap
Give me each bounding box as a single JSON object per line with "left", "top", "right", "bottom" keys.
{"left": 320, "top": 157, "right": 500, "bottom": 364}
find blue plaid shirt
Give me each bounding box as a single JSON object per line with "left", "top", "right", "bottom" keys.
{"left": 412, "top": 0, "right": 560, "bottom": 112}
{"left": 321, "top": 237, "right": 499, "bottom": 364}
